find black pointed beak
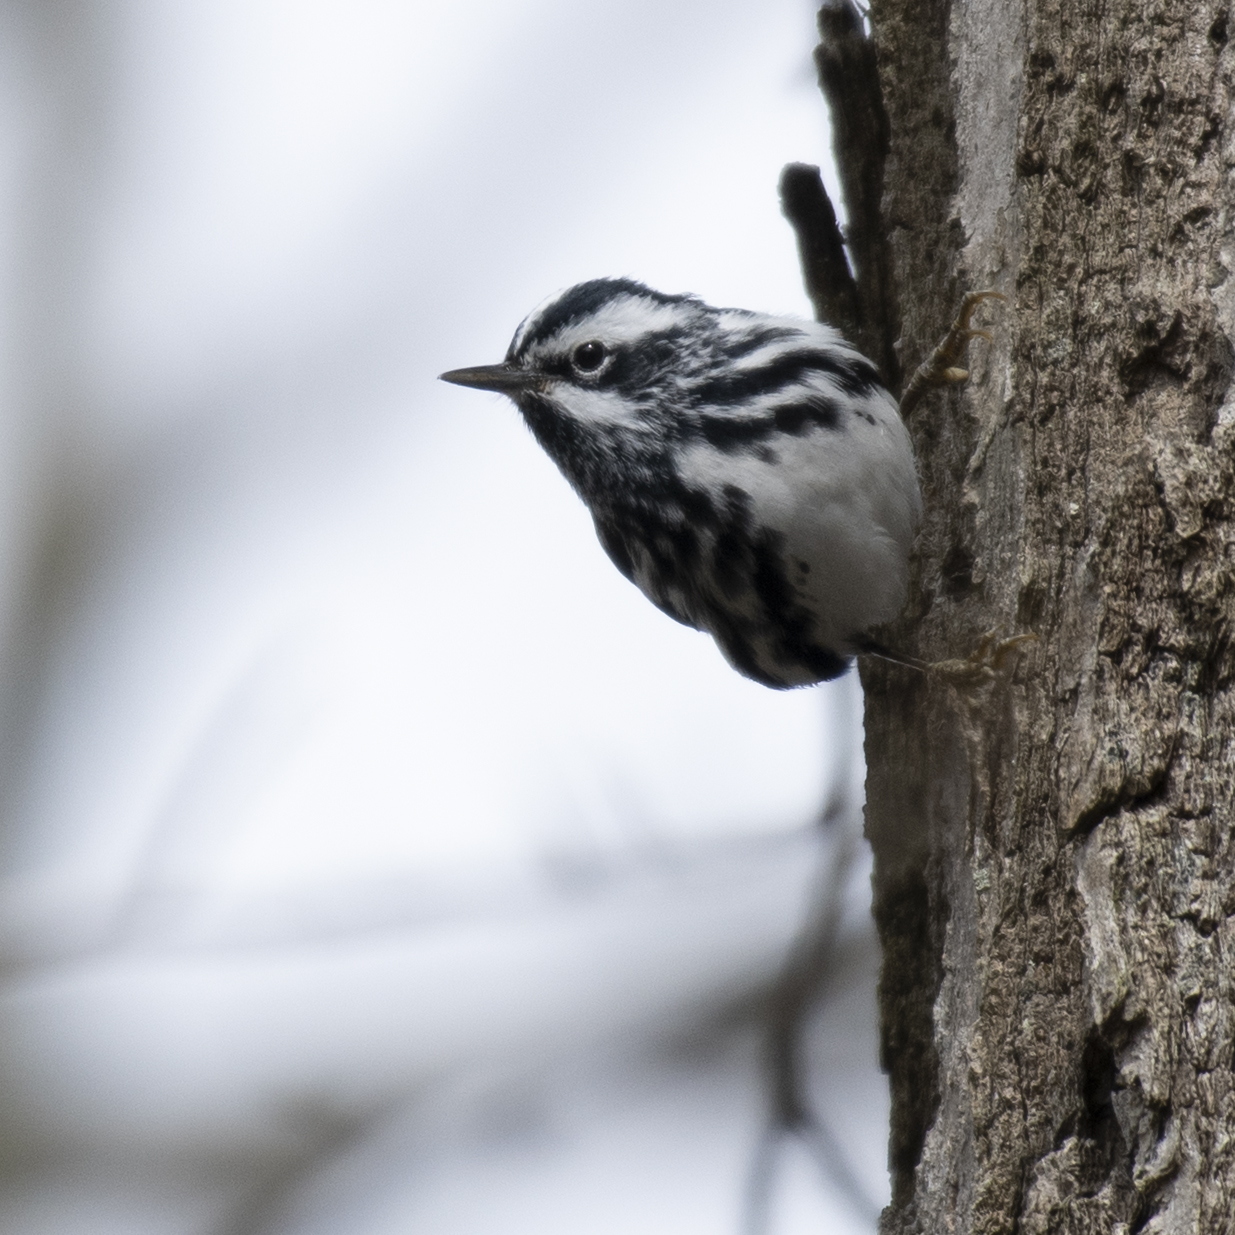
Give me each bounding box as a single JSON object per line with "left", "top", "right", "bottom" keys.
{"left": 439, "top": 363, "right": 545, "bottom": 393}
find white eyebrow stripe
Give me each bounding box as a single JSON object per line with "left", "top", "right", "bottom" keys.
{"left": 531, "top": 299, "right": 691, "bottom": 355}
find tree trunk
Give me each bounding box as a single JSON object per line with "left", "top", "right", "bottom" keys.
{"left": 857, "top": 0, "right": 1235, "bottom": 1230}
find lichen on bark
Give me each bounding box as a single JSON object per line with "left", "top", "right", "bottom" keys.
{"left": 855, "top": 0, "right": 1235, "bottom": 1230}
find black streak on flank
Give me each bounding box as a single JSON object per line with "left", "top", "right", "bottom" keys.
{"left": 710, "top": 620, "right": 768, "bottom": 685}
{"left": 594, "top": 517, "right": 635, "bottom": 581}
{"left": 750, "top": 533, "right": 798, "bottom": 632}
{"left": 816, "top": 352, "right": 884, "bottom": 396}
{"left": 669, "top": 482, "right": 725, "bottom": 533}
{"left": 706, "top": 522, "right": 848, "bottom": 687}
{"left": 650, "top": 515, "right": 703, "bottom": 578}
{"left": 597, "top": 475, "right": 847, "bottom": 689}
{"left": 725, "top": 325, "right": 804, "bottom": 358}
{"left": 774, "top": 400, "right": 839, "bottom": 433}
{"left": 693, "top": 349, "right": 882, "bottom": 406}
{"left": 593, "top": 492, "right": 710, "bottom": 630}
{"left": 710, "top": 523, "right": 749, "bottom": 600}
{"left": 753, "top": 533, "right": 847, "bottom": 684}
{"left": 696, "top": 395, "right": 840, "bottom": 452}
{"left": 706, "top": 484, "right": 754, "bottom": 599}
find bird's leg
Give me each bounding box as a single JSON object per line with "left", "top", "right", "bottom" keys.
{"left": 857, "top": 629, "right": 1037, "bottom": 689}
{"left": 863, "top": 293, "right": 1029, "bottom": 688}
{"left": 898, "top": 291, "right": 1005, "bottom": 420}
{"left": 920, "top": 628, "right": 1038, "bottom": 688}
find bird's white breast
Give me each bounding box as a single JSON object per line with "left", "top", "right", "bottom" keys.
{"left": 674, "top": 389, "right": 919, "bottom": 652}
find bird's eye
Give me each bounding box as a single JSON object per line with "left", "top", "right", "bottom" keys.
{"left": 572, "top": 341, "right": 608, "bottom": 372}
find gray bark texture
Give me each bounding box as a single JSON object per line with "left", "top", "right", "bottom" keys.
{"left": 856, "top": 0, "right": 1235, "bottom": 1231}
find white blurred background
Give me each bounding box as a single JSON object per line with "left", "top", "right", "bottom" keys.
{"left": 0, "top": 2, "right": 889, "bottom": 1232}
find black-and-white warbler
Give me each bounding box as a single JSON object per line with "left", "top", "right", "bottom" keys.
{"left": 441, "top": 278, "right": 921, "bottom": 689}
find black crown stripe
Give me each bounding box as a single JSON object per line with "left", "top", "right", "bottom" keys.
{"left": 510, "top": 278, "right": 697, "bottom": 359}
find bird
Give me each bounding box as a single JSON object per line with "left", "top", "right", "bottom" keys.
{"left": 440, "top": 278, "right": 921, "bottom": 689}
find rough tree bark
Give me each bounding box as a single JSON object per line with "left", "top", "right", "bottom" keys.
{"left": 821, "top": 0, "right": 1235, "bottom": 1230}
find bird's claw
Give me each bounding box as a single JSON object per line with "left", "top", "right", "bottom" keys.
{"left": 927, "top": 627, "right": 1037, "bottom": 690}
{"left": 900, "top": 291, "right": 1005, "bottom": 418}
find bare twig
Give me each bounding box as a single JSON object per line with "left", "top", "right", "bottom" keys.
{"left": 742, "top": 784, "right": 882, "bottom": 1233}
{"left": 813, "top": 0, "right": 899, "bottom": 389}
{"left": 778, "top": 163, "right": 860, "bottom": 341}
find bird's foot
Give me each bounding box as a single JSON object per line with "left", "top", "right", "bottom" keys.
{"left": 855, "top": 626, "right": 1034, "bottom": 686}
{"left": 899, "top": 291, "right": 1005, "bottom": 419}
{"left": 925, "top": 627, "right": 1037, "bottom": 690}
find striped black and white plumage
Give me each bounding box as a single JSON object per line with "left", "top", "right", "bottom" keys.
{"left": 441, "top": 278, "right": 921, "bottom": 689}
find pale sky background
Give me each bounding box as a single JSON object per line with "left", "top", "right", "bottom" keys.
{"left": 0, "top": 2, "right": 888, "bottom": 1232}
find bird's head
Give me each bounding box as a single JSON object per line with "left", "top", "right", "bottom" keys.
{"left": 440, "top": 277, "right": 885, "bottom": 500}
{"left": 440, "top": 278, "right": 740, "bottom": 495}
{"left": 440, "top": 279, "right": 719, "bottom": 428}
